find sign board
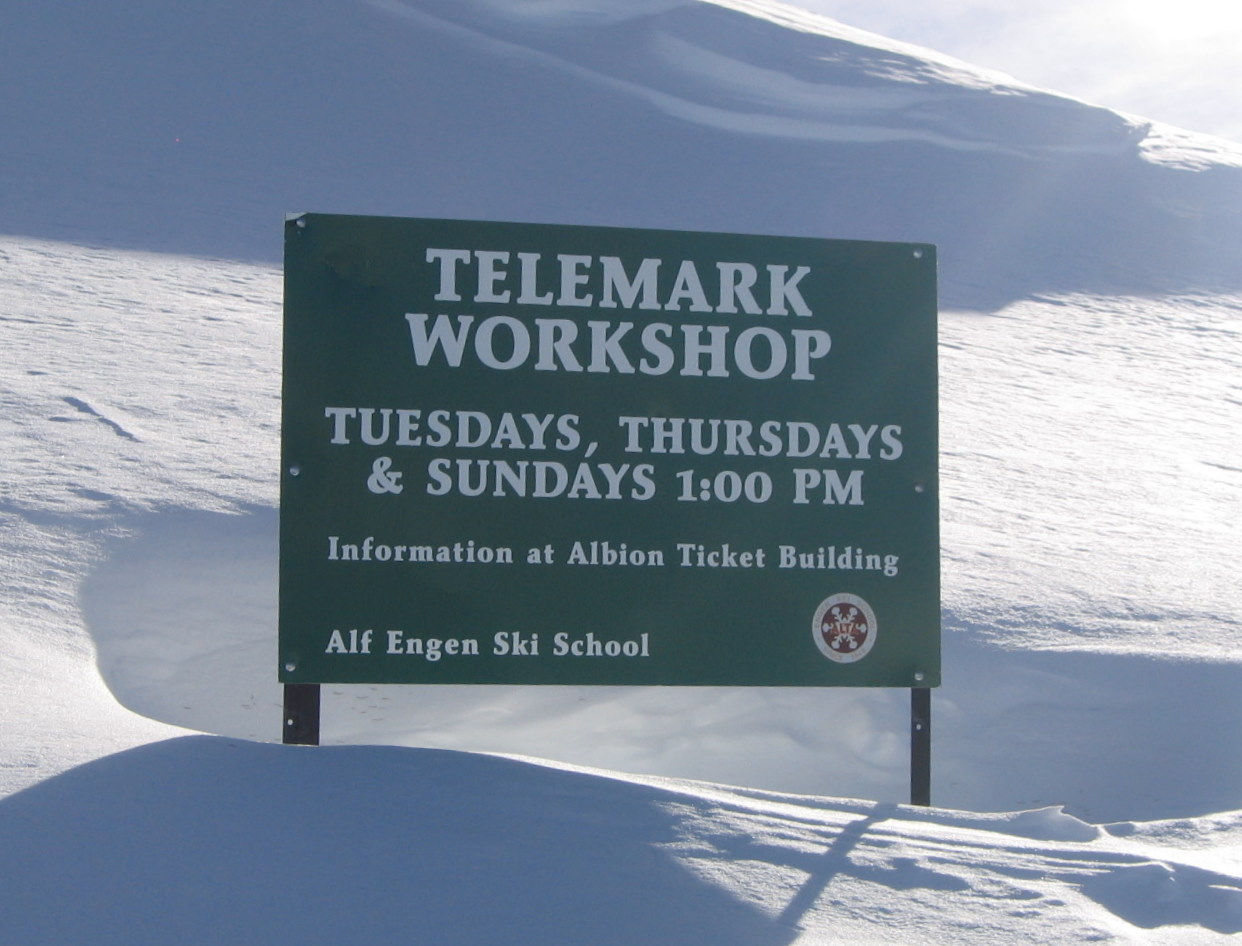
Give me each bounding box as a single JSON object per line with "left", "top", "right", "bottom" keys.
{"left": 280, "top": 214, "right": 939, "bottom": 687}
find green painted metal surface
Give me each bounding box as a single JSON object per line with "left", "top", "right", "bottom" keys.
{"left": 279, "top": 214, "right": 939, "bottom": 687}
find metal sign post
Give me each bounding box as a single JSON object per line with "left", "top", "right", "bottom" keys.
{"left": 282, "top": 683, "right": 321, "bottom": 746}
{"left": 911, "top": 686, "right": 931, "bottom": 806}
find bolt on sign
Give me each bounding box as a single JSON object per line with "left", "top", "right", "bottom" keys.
{"left": 280, "top": 214, "right": 939, "bottom": 687}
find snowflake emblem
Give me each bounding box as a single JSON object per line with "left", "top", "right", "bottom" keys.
{"left": 812, "top": 594, "right": 878, "bottom": 664}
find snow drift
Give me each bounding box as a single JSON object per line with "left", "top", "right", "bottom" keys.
{"left": 4, "top": 0, "right": 1241, "bottom": 308}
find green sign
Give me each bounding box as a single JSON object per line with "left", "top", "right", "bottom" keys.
{"left": 280, "top": 214, "right": 939, "bottom": 687}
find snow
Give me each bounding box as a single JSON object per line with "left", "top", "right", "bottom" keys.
{"left": 2, "top": 0, "right": 1241, "bottom": 941}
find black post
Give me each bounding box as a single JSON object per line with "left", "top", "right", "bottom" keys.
{"left": 283, "top": 683, "right": 321, "bottom": 745}
{"left": 910, "top": 687, "right": 931, "bottom": 806}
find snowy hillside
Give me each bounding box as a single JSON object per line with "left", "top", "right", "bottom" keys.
{"left": 2, "top": 0, "right": 1241, "bottom": 942}
{"left": 5, "top": 0, "right": 1242, "bottom": 308}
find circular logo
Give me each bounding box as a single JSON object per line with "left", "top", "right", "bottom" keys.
{"left": 812, "top": 594, "right": 877, "bottom": 663}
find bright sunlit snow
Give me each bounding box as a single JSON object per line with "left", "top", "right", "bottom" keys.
{"left": 799, "top": 0, "right": 1242, "bottom": 144}
{"left": 2, "top": 1, "right": 1241, "bottom": 942}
